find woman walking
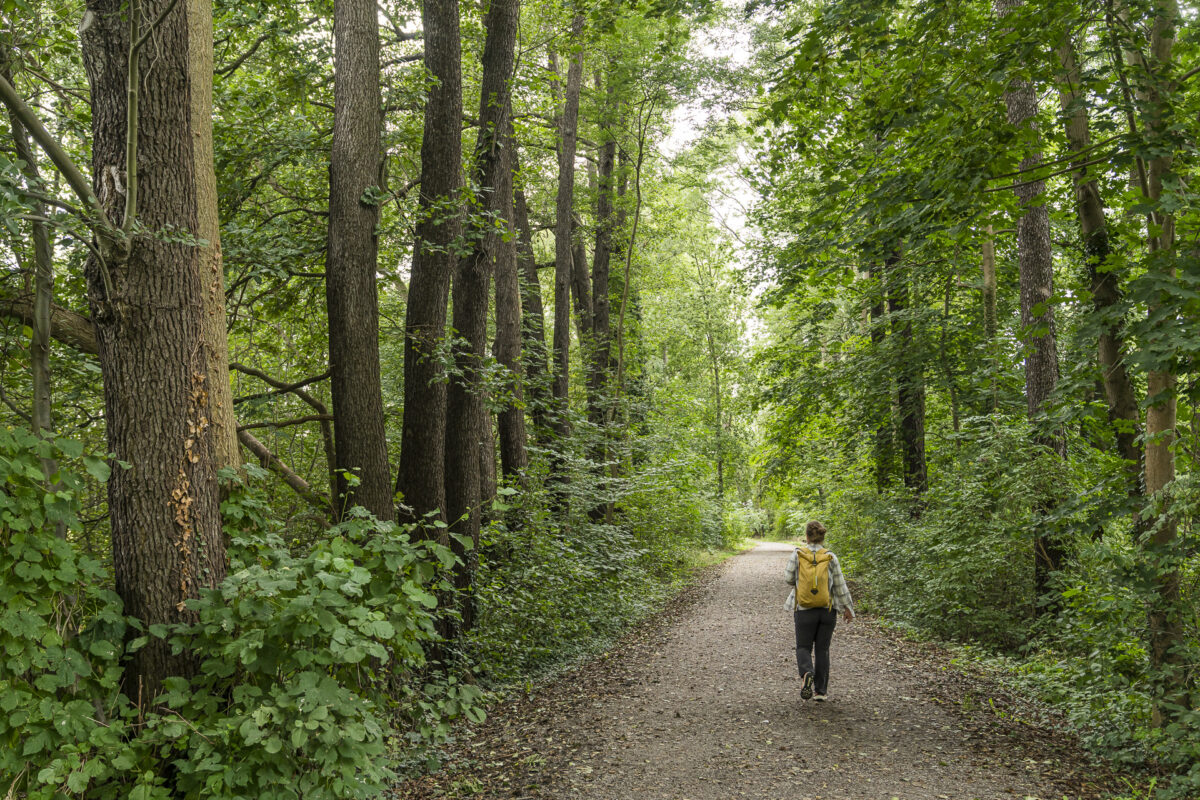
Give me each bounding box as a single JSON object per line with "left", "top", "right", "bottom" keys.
{"left": 785, "top": 520, "right": 854, "bottom": 701}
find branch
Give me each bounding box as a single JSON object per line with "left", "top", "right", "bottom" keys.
{"left": 237, "top": 429, "right": 330, "bottom": 510}
{"left": 229, "top": 361, "right": 336, "bottom": 504}
{"left": 216, "top": 16, "right": 321, "bottom": 78}
{"left": 982, "top": 153, "right": 1118, "bottom": 193}
{"left": 987, "top": 134, "right": 1124, "bottom": 181}
{"left": 131, "top": 0, "right": 182, "bottom": 56}
{"left": 229, "top": 363, "right": 331, "bottom": 408}
{"left": 0, "top": 73, "right": 111, "bottom": 230}
{"left": 0, "top": 291, "right": 98, "bottom": 354}
{"left": 237, "top": 414, "right": 333, "bottom": 431}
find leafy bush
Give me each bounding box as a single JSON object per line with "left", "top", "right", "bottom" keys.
{"left": 0, "top": 429, "right": 480, "bottom": 800}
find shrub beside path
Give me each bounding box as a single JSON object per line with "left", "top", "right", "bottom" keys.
{"left": 398, "top": 542, "right": 1124, "bottom": 800}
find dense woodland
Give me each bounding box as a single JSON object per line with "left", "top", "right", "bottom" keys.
{"left": 0, "top": 0, "right": 1198, "bottom": 797}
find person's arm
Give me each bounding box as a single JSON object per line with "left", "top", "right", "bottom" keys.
{"left": 829, "top": 554, "right": 855, "bottom": 621}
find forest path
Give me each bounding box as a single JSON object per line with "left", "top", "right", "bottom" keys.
{"left": 400, "top": 543, "right": 1119, "bottom": 800}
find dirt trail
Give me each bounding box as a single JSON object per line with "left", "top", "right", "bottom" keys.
{"left": 401, "top": 543, "right": 1119, "bottom": 800}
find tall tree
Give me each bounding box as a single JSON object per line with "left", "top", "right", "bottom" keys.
{"left": 326, "top": 0, "right": 393, "bottom": 520}
{"left": 186, "top": 0, "right": 238, "bottom": 474}
{"left": 398, "top": 0, "right": 462, "bottom": 523}
{"left": 589, "top": 75, "right": 616, "bottom": 430}
{"left": 78, "top": 0, "right": 228, "bottom": 701}
{"left": 513, "top": 169, "right": 549, "bottom": 432}
{"left": 1133, "top": 0, "right": 1183, "bottom": 727}
{"left": 551, "top": 15, "right": 584, "bottom": 440}
{"left": 1056, "top": 29, "right": 1141, "bottom": 477}
{"left": 997, "top": 0, "right": 1064, "bottom": 598}
{"left": 444, "top": 0, "right": 519, "bottom": 632}
{"left": 867, "top": 260, "right": 894, "bottom": 490}
{"left": 494, "top": 122, "right": 529, "bottom": 477}
{"left": 886, "top": 254, "right": 927, "bottom": 498}
{"left": 2, "top": 57, "right": 57, "bottom": 492}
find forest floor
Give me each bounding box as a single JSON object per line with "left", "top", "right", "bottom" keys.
{"left": 396, "top": 542, "right": 1129, "bottom": 800}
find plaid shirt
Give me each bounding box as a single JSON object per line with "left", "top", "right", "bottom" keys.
{"left": 784, "top": 543, "right": 855, "bottom": 616}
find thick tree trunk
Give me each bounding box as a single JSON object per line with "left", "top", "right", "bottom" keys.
{"left": 398, "top": 0, "right": 461, "bottom": 524}
{"left": 186, "top": 0, "right": 238, "bottom": 473}
{"left": 494, "top": 127, "right": 528, "bottom": 478}
{"left": 998, "top": 0, "right": 1064, "bottom": 600}
{"left": 444, "top": 0, "right": 518, "bottom": 633}
{"left": 326, "top": 0, "right": 392, "bottom": 521}
{"left": 1057, "top": 33, "right": 1142, "bottom": 475}
{"left": 80, "top": 0, "right": 227, "bottom": 703}
{"left": 551, "top": 15, "right": 584, "bottom": 440}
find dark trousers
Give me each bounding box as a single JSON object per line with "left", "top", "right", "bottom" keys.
{"left": 793, "top": 607, "right": 837, "bottom": 695}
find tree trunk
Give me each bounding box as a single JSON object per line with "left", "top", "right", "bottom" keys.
{"left": 494, "top": 123, "right": 528, "bottom": 478}
{"left": 1136, "top": 0, "right": 1182, "bottom": 728}
{"left": 570, "top": 213, "right": 592, "bottom": 344}
{"left": 80, "top": 0, "right": 227, "bottom": 703}
{"left": 444, "top": 0, "right": 518, "bottom": 633}
{"left": 997, "top": 0, "right": 1064, "bottom": 600}
{"left": 513, "top": 171, "right": 548, "bottom": 432}
{"left": 398, "top": 0, "right": 461, "bottom": 524}
{"left": 885, "top": 254, "right": 927, "bottom": 498}
{"left": 868, "top": 261, "right": 893, "bottom": 490}
{"left": 3, "top": 60, "right": 57, "bottom": 484}
{"left": 981, "top": 223, "right": 999, "bottom": 413}
{"left": 327, "top": 0, "right": 392, "bottom": 521}
{"left": 1057, "top": 32, "right": 1142, "bottom": 476}
{"left": 551, "top": 15, "right": 584, "bottom": 440}
{"left": 185, "top": 0, "right": 238, "bottom": 473}
{"left": 589, "top": 75, "right": 615, "bottom": 429}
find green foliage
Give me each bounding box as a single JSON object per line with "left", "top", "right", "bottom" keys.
{"left": 0, "top": 428, "right": 129, "bottom": 800}
{"left": 469, "top": 452, "right": 739, "bottom": 684}
{"left": 0, "top": 432, "right": 481, "bottom": 800}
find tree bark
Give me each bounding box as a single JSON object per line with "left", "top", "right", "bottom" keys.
{"left": 0, "top": 292, "right": 97, "bottom": 355}
{"left": 4, "top": 67, "right": 54, "bottom": 437}
{"left": 398, "top": 0, "right": 461, "bottom": 524}
{"left": 1135, "top": 0, "right": 1182, "bottom": 728}
{"left": 997, "top": 0, "right": 1065, "bottom": 601}
{"left": 885, "top": 254, "right": 927, "bottom": 498}
{"left": 589, "top": 75, "right": 615, "bottom": 429}
{"left": 981, "top": 223, "right": 999, "bottom": 413}
{"left": 494, "top": 124, "right": 528, "bottom": 478}
{"left": 551, "top": 15, "right": 584, "bottom": 440}
{"left": 186, "top": 0, "right": 238, "bottom": 473}
{"left": 1057, "top": 32, "right": 1141, "bottom": 474}
{"left": 80, "top": 0, "right": 227, "bottom": 703}
{"left": 326, "top": 0, "right": 392, "bottom": 521}
{"left": 868, "top": 261, "right": 893, "bottom": 491}
{"left": 513, "top": 170, "right": 549, "bottom": 432}
{"left": 444, "top": 0, "right": 518, "bottom": 633}
{"left": 570, "top": 212, "right": 592, "bottom": 344}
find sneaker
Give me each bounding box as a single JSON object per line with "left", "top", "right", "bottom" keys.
{"left": 800, "top": 673, "right": 814, "bottom": 700}
{"left": 813, "top": 693, "right": 827, "bottom": 702}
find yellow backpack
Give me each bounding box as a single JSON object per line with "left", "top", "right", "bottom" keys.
{"left": 795, "top": 547, "right": 833, "bottom": 609}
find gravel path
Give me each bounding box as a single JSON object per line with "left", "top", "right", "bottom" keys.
{"left": 399, "top": 543, "right": 1120, "bottom": 800}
